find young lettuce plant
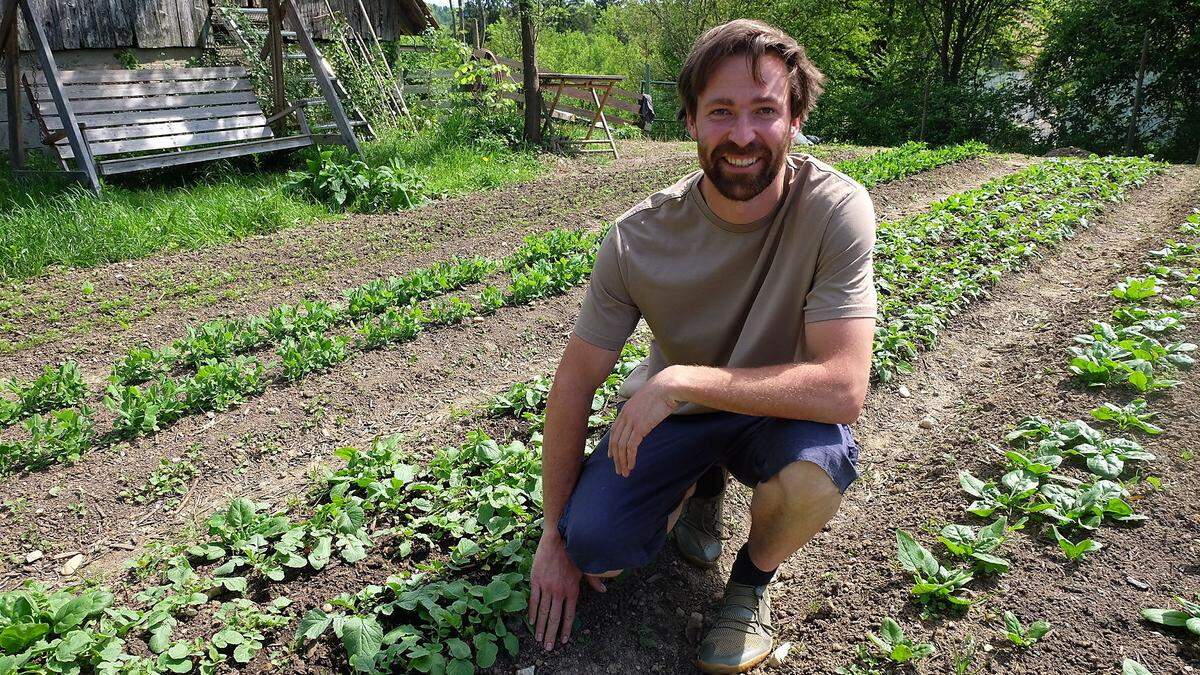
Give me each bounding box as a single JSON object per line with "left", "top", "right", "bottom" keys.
{"left": 896, "top": 530, "right": 974, "bottom": 611}
{"left": 937, "top": 516, "right": 1013, "bottom": 574}
{"left": 1001, "top": 611, "right": 1051, "bottom": 648}
{"left": 1050, "top": 525, "right": 1103, "bottom": 561}
{"left": 1090, "top": 399, "right": 1163, "bottom": 435}
{"left": 866, "top": 617, "right": 936, "bottom": 663}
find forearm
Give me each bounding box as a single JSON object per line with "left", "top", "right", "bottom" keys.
{"left": 538, "top": 378, "right": 595, "bottom": 537}
{"left": 668, "top": 360, "right": 866, "bottom": 424}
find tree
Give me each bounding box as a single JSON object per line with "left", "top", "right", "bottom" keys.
{"left": 915, "top": 0, "right": 1027, "bottom": 84}
{"left": 518, "top": 0, "right": 542, "bottom": 143}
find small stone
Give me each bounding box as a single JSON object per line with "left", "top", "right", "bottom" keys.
{"left": 898, "top": 384, "right": 911, "bottom": 398}
{"left": 321, "top": 603, "right": 333, "bottom": 613}
{"left": 1126, "top": 576, "right": 1150, "bottom": 591}
{"left": 982, "top": 643, "right": 993, "bottom": 652}
{"left": 768, "top": 641, "right": 793, "bottom": 667}
{"left": 516, "top": 667, "right": 535, "bottom": 675}
{"left": 266, "top": 407, "right": 280, "bottom": 415}
{"left": 484, "top": 341, "right": 499, "bottom": 353}
{"left": 686, "top": 612, "right": 704, "bottom": 643}
{"left": 59, "top": 554, "right": 84, "bottom": 576}
{"left": 918, "top": 416, "right": 936, "bottom": 429}
{"left": 24, "top": 550, "right": 43, "bottom": 564}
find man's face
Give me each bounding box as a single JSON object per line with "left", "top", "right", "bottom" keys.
{"left": 686, "top": 53, "right": 800, "bottom": 202}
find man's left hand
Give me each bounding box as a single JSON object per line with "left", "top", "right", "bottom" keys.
{"left": 609, "top": 366, "right": 686, "bottom": 477}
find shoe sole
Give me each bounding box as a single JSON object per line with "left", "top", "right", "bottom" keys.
{"left": 694, "top": 650, "right": 771, "bottom": 674}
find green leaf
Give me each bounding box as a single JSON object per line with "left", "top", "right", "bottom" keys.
{"left": 341, "top": 616, "right": 383, "bottom": 673}
{"left": 53, "top": 591, "right": 113, "bottom": 631}
{"left": 447, "top": 658, "right": 474, "bottom": 675}
{"left": 297, "top": 609, "right": 333, "bottom": 641}
{"left": 1026, "top": 620, "right": 1051, "bottom": 641}
{"left": 1122, "top": 659, "right": 1153, "bottom": 675}
{"left": 54, "top": 630, "right": 91, "bottom": 661}
{"left": 880, "top": 618, "right": 904, "bottom": 644}
{"left": 1141, "top": 609, "right": 1191, "bottom": 627}
{"left": 1186, "top": 617, "right": 1200, "bottom": 636}
{"left": 0, "top": 623, "right": 49, "bottom": 654}
{"left": 1086, "top": 453, "right": 1124, "bottom": 479}
{"left": 309, "top": 536, "right": 332, "bottom": 570}
{"left": 896, "top": 530, "right": 939, "bottom": 576}
{"left": 233, "top": 642, "right": 255, "bottom": 663}
{"left": 447, "top": 637, "right": 471, "bottom": 660}
{"left": 472, "top": 634, "right": 498, "bottom": 668}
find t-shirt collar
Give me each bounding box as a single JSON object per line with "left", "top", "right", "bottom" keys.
{"left": 689, "top": 158, "right": 797, "bottom": 234}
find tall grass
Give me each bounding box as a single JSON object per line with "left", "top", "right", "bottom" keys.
{"left": 0, "top": 111, "right": 544, "bottom": 282}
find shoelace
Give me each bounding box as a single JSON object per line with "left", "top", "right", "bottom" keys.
{"left": 711, "top": 587, "right": 768, "bottom": 636}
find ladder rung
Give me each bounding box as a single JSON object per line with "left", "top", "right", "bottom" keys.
{"left": 311, "top": 120, "right": 369, "bottom": 131}
{"left": 238, "top": 7, "right": 268, "bottom": 14}
{"left": 299, "top": 97, "right": 328, "bottom": 106}
{"left": 282, "top": 30, "right": 297, "bottom": 39}
{"left": 284, "top": 52, "right": 309, "bottom": 60}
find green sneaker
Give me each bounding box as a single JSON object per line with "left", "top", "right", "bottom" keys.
{"left": 673, "top": 489, "right": 724, "bottom": 568}
{"left": 695, "top": 581, "right": 774, "bottom": 674}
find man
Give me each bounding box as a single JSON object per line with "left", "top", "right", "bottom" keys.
{"left": 528, "top": 18, "right": 876, "bottom": 673}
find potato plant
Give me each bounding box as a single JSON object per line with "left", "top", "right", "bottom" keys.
{"left": 0, "top": 361, "right": 87, "bottom": 427}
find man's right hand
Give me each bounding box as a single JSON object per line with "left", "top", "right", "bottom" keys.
{"left": 529, "top": 530, "right": 606, "bottom": 651}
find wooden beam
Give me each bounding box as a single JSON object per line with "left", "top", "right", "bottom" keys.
{"left": 283, "top": 0, "right": 361, "bottom": 155}
{"left": 18, "top": 0, "right": 99, "bottom": 192}
{"left": 4, "top": 0, "right": 20, "bottom": 168}
{"left": 266, "top": 0, "right": 286, "bottom": 119}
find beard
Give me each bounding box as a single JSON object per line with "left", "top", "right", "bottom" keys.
{"left": 697, "top": 136, "right": 791, "bottom": 202}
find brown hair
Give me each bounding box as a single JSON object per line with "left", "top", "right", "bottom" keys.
{"left": 676, "top": 19, "right": 826, "bottom": 125}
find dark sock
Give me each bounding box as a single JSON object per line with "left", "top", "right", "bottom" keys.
{"left": 692, "top": 465, "right": 726, "bottom": 499}
{"left": 730, "top": 542, "right": 776, "bottom": 587}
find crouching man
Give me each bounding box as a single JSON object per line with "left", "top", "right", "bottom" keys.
{"left": 528, "top": 18, "right": 876, "bottom": 673}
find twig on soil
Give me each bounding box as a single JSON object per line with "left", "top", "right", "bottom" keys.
{"left": 173, "top": 475, "right": 203, "bottom": 518}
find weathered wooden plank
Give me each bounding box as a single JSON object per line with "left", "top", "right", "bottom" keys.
{"left": 110, "top": 0, "right": 135, "bottom": 45}
{"left": 58, "top": 113, "right": 269, "bottom": 144}
{"left": 499, "top": 90, "right": 635, "bottom": 126}
{"left": 59, "top": 124, "right": 274, "bottom": 158}
{"left": 42, "top": 102, "right": 266, "bottom": 130}
{"left": 34, "top": 66, "right": 249, "bottom": 85}
{"left": 98, "top": 134, "right": 323, "bottom": 174}
{"left": 30, "top": 78, "right": 253, "bottom": 101}
{"left": 38, "top": 89, "right": 259, "bottom": 114}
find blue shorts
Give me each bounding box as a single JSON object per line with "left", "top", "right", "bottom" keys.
{"left": 556, "top": 411, "right": 860, "bottom": 574}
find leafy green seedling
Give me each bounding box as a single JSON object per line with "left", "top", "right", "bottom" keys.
{"left": 1090, "top": 399, "right": 1163, "bottom": 435}
{"left": 1141, "top": 594, "right": 1200, "bottom": 639}
{"left": 1050, "top": 526, "right": 1102, "bottom": 561}
{"left": 1001, "top": 611, "right": 1050, "bottom": 647}
{"left": 896, "top": 530, "right": 974, "bottom": 610}
{"left": 937, "top": 516, "right": 1011, "bottom": 574}
{"left": 866, "top": 617, "right": 935, "bottom": 663}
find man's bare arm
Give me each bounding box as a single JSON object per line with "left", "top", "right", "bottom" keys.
{"left": 529, "top": 334, "right": 621, "bottom": 651}
{"left": 608, "top": 318, "right": 873, "bottom": 477}
{"left": 670, "top": 317, "right": 874, "bottom": 423}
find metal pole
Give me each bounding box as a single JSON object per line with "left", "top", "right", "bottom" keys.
{"left": 3, "top": 0, "right": 21, "bottom": 168}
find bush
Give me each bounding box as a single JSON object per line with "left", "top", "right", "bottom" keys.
{"left": 287, "top": 150, "right": 430, "bottom": 213}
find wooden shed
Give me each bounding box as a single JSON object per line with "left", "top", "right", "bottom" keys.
{"left": 13, "top": 0, "right": 437, "bottom": 50}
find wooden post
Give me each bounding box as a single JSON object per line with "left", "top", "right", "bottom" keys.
{"left": 18, "top": 0, "right": 99, "bottom": 191}
{"left": 284, "top": 0, "right": 361, "bottom": 155}
{"left": 3, "top": 0, "right": 21, "bottom": 168}
{"left": 267, "top": 0, "right": 286, "bottom": 118}
{"left": 1125, "top": 27, "right": 1151, "bottom": 154}
{"left": 351, "top": 0, "right": 411, "bottom": 124}
{"left": 470, "top": 19, "right": 479, "bottom": 50}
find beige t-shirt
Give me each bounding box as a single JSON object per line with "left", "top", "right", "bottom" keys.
{"left": 573, "top": 153, "right": 877, "bottom": 415}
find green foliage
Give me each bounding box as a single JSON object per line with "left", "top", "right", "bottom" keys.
{"left": 1068, "top": 319, "right": 1194, "bottom": 392}
{"left": 111, "top": 346, "right": 179, "bottom": 387}
{"left": 1, "top": 362, "right": 87, "bottom": 427}
{"left": 279, "top": 334, "right": 351, "bottom": 382}
{"left": 865, "top": 617, "right": 935, "bottom": 663}
{"left": 288, "top": 150, "right": 431, "bottom": 213}
{"left": 937, "top": 516, "right": 1012, "bottom": 574}
{"left": 1029, "top": 0, "right": 1200, "bottom": 161}
{"left": 1141, "top": 594, "right": 1200, "bottom": 640}
{"left": 1001, "top": 611, "right": 1051, "bottom": 648}
{"left": 873, "top": 156, "right": 1160, "bottom": 383}
{"left": 1090, "top": 398, "right": 1163, "bottom": 435}
{"left": 835, "top": 141, "right": 989, "bottom": 188}
{"left": 895, "top": 530, "right": 974, "bottom": 611}
{"left": 119, "top": 451, "right": 199, "bottom": 508}
{"left": 0, "top": 409, "right": 95, "bottom": 477}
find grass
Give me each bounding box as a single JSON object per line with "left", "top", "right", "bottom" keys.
{"left": 0, "top": 111, "right": 545, "bottom": 282}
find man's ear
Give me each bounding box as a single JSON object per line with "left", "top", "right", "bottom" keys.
{"left": 685, "top": 112, "right": 697, "bottom": 141}
{"left": 789, "top": 115, "right": 802, "bottom": 139}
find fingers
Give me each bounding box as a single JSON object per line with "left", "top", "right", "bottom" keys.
{"left": 528, "top": 583, "right": 541, "bottom": 626}
{"left": 561, "top": 595, "right": 577, "bottom": 645}
{"left": 585, "top": 574, "right": 607, "bottom": 593}
{"left": 533, "top": 586, "right": 550, "bottom": 645}
{"left": 543, "top": 595, "right": 564, "bottom": 651}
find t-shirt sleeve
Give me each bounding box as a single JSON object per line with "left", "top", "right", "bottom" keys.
{"left": 804, "top": 186, "right": 878, "bottom": 323}
{"left": 573, "top": 226, "right": 642, "bottom": 351}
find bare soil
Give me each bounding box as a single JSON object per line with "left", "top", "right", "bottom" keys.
{"left": 5, "top": 144, "right": 1188, "bottom": 675}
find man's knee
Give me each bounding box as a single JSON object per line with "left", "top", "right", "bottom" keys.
{"left": 758, "top": 459, "right": 842, "bottom": 515}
